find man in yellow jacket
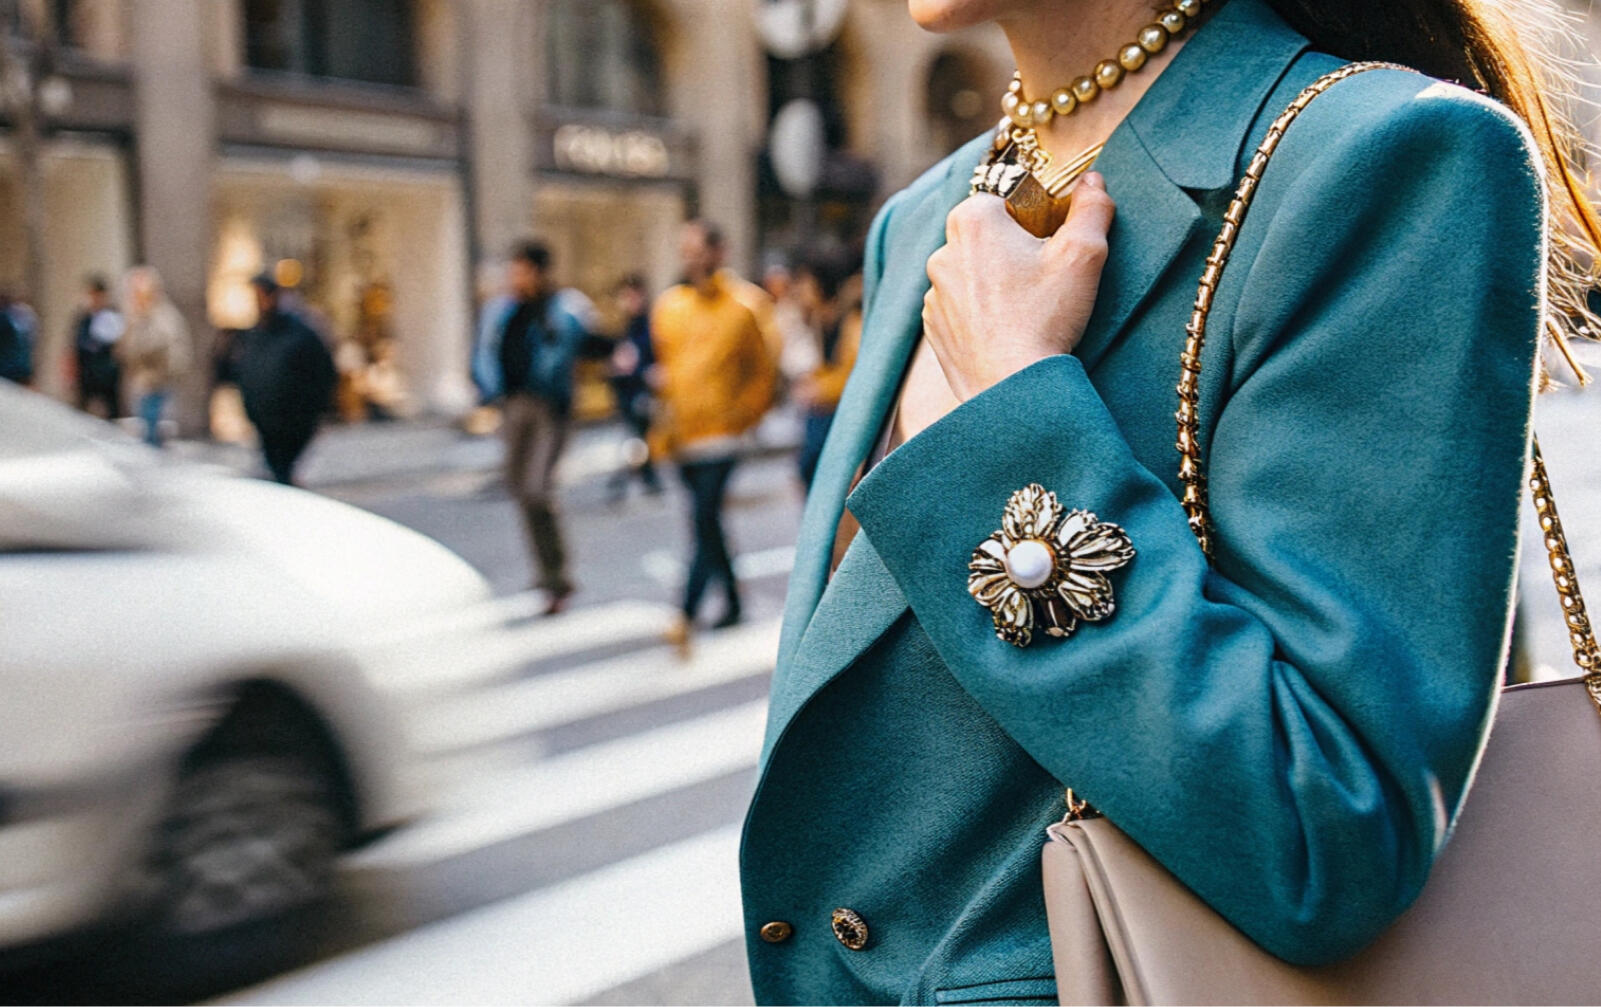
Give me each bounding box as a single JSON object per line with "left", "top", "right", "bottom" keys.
{"left": 652, "top": 220, "right": 777, "bottom": 649}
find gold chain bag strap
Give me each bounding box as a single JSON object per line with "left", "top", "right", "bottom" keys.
{"left": 1041, "top": 62, "right": 1601, "bottom": 1006}
{"left": 1177, "top": 63, "right": 1601, "bottom": 694}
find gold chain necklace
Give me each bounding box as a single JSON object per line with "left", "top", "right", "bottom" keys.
{"left": 973, "top": 0, "right": 1211, "bottom": 236}
{"left": 1001, "top": 0, "right": 1210, "bottom": 130}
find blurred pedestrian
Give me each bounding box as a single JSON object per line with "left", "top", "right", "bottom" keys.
{"left": 238, "top": 272, "right": 337, "bottom": 486}
{"left": 606, "top": 274, "right": 662, "bottom": 502}
{"left": 790, "top": 251, "right": 862, "bottom": 490}
{"left": 651, "top": 220, "right": 778, "bottom": 651}
{"left": 471, "top": 241, "right": 587, "bottom": 615}
{"left": 0, "top": 292, "right": 35, "bottom": 387}
{"left": 118, "top": 266, "right": 192, "bottom": 447}
{"left": 72, "top": 274, "right": 125, "bottom": 418}
{"left": 765, "top": 263, "right": 819, "bottom": 399}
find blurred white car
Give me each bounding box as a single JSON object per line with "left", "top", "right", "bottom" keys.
{"left": 0, "top": 383, "right": 492, "bottom": 975}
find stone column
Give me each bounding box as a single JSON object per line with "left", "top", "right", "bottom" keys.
{"left": 461, "top": 0, "right": 536, "bottom": 266}
{"left": 129, "top": 0, "right": 216, "bottom": 433}
{"left": 670, "top": 2, "right": 764, "bottom": 277}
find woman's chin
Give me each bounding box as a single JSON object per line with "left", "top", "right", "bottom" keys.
{"left": 907, "top": 0, "right": 1006, "bottom": 32}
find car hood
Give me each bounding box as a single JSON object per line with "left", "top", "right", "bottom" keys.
{"left": 0, "top": 383, "right": 490, "bottom": 625}
{"left": 152, "top": 472, "right": 492, "bottom": 627}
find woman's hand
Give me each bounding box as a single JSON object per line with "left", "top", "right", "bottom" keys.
{"left": 921, "top": 172, "right": 1116, "bottom": 402}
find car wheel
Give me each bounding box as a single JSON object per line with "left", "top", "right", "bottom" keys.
{"left": 142, "top": 749, "right": 344, "bottom": 992}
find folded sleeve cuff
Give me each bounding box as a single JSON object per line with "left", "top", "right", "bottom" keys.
{"left": 846, "top": 353, "right": 1199, "bottom": 658}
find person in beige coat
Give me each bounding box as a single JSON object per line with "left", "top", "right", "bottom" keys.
{"left": 118, "top": 266, "right": 191, "bottom": 446}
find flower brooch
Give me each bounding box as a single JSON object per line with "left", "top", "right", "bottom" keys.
{"left": 968, "top": 484, "right": 1135, "bottom": 647}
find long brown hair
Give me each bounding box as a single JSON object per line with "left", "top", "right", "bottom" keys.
{"left": 1267, "top": 0, "right": 1601, "bottom": 377}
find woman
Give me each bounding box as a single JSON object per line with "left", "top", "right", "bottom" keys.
{"left": 740, "top": 0, "right": 1600, "bottom": 1003}
{"left": 118, "top": 266, "right": 191, "bottom": 447}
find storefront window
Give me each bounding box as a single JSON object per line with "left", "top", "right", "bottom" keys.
{"left": 243, "top": 0, "right": 418, "bottom": 88}
{"left": 546, "top": 0, "right": 664, "bottom": 117}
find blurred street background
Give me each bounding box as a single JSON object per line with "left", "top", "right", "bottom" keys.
{"left": 0, "top": 3, "right": 1018, "bottom": 997}
{"left": 3, "top": 1, "right": 1601, "bottom": 1005}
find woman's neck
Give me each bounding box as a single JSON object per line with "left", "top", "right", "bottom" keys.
{"left": 998, "top": 0, "right": 1194, "bottom": 166}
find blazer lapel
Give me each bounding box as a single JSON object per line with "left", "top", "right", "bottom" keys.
{"left": 1070, "top": 132, "right": 1202, "bottom": 373}
{"left": 1072, "top": 0, "right": 1309, "bottom": 371}
{"left": 761, "top": 534, "right": 907, "bottom": 764}
{"left": 775, "top": 138, "right": 989, "bottom": 672}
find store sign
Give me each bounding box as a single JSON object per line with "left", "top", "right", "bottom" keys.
{"left": 552, "top": 124, "right": 672, "bottom": 179}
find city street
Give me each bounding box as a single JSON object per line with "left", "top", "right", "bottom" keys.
{"left": 3, "top": 345, "right": 1598, "bottom": 1007}
{"left": 6, "top": 1, "right": 1601, "bottom": 1004}
{"left": 222, "top": 434, "right": 805, "bottom": 1005}
{"left": 219, "top": 341, "right": 1601, "bottom": 1007}
{"left": 0, "top": 421, "right": 802, "bottom": 1007}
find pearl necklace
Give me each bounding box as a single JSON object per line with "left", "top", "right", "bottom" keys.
{"left": 1001, "top": 0, "right": 1210, "bottom": 130}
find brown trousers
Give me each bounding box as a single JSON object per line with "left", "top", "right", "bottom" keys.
{"left": 502, "top": 393, "right": 572, "bottom": 595}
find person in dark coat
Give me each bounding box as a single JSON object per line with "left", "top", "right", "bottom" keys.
{"left": 606, "top": 273, "right": 662, "bottom": 500}
{"left": 238, "top": 273, "right": 337, "bottom": 486}
{"left": 0, "top": 293, "right": 35, "bottom": 387}
{"left": 73, "top": 275, "right": 125, "bottom": 417}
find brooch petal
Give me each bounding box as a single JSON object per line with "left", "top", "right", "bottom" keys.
{"left": 1002, "top": 484, "right": 1062, "bottom": 544}
{"left": 968, "top": 486, "right": 1135, "bottom": 648}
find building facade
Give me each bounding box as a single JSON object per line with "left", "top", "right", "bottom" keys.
{"left": 0, "top": 0, "right": 1011, "bottom": 424}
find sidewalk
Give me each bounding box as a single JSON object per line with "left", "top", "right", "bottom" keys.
{"left": 171, "top": 408, "right": 806, "bottom": 492}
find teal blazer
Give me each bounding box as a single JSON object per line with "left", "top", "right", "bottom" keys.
{"left": 741, "top": 1, "right": 1544, "bottom": 1003}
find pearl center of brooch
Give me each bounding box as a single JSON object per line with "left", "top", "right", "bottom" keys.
{"left": 1005, "top": 539, "right": 1056, "bottom": 589}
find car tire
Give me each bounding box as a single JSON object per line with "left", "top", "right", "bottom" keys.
{"left": 140, "top": 749, "right": 344, "bottom": 993}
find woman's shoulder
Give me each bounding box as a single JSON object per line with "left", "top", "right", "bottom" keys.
{"left": 1227, "top": 57, "right": 1546, "bottom": 374}
{"left": 891, "top": 131, "right": 993, "bottom": 215}
{"left": 863, "top": 131, "right": 994, "bottom": 289}
{"left": 1270, "top": 57, "right": 1540, "bottom": 186}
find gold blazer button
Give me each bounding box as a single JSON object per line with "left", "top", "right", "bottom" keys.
{"left": 831, "top": 908, "right": 869, "bottom": 951}
{"left": 759, "top": 921, "right": 793, "bottom": 944}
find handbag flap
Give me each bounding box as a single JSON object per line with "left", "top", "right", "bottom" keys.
{"left": 1040, "top": 826, "right": 1123, "bottom": 1006}
{"left": 1048, "top": 677, "right": 1601, "bottom": 1005}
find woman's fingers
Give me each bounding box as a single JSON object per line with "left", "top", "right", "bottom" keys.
{"left": 919, "top": 172, "right": 1117, "bottom": 400}
{"left": 1044, "top": 172, "right": 1115, "bottom": 271}
{"left": 945, "top": 193, "right": 1012, "bottom": 243}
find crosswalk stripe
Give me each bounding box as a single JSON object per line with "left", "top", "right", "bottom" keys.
{"left": 378, "top": 598, "right": 680, "bottom": 694}
{"left": 641, "top": 545, "right": 796, "bottom": 588}
{"left": 411, "top": 618, "right": 781, "bottom": 754}
{"left": 359, "top": 591, "right": 541, "bottom": 648}
{"left": 220, "top": 825, "right": 746, "bottom": 1006}
{"left": 355, "top": 700, "right": 766, "bottom": 870}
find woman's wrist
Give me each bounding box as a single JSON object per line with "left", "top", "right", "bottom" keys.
{"left": 947, "top": 345, "right": 1063, "bottom": 401}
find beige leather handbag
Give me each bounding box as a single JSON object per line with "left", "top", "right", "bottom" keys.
{"left": 1042, "top": 63, "right": 1601, "bottom": 1006}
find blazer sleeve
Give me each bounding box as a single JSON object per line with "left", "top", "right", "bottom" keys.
{"left": 845, "top": 82, "right": 1544, "bottom": 964}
